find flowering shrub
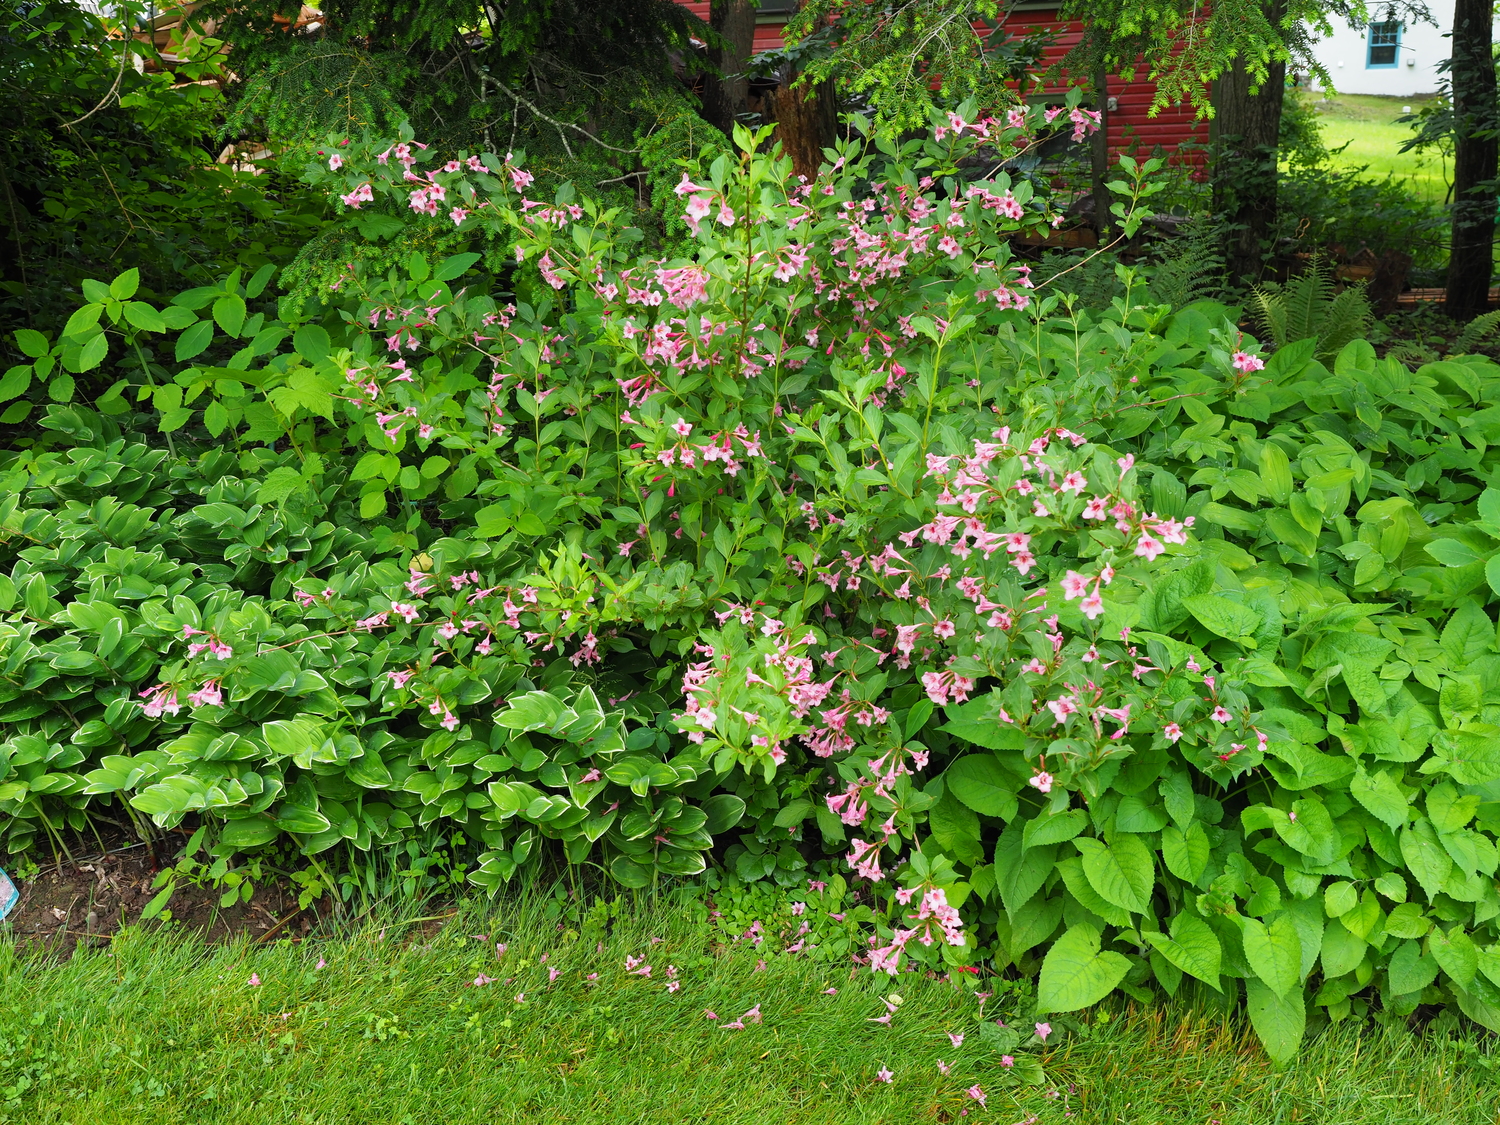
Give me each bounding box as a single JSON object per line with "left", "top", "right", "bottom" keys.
{"left": 9, "top": 96, "right": 1500, "bottom": 1064}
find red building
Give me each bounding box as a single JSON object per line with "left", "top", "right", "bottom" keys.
{"left": 677, "top": 1, "right": 1209, "bottom": 167}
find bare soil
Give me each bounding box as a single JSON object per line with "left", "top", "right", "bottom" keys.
{"left": 5, "top": 841, "right": 310, "bottom": 959}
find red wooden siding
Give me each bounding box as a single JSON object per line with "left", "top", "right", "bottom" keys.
{"left": 675, "top": 3, "right": 1208, "bottom": 165}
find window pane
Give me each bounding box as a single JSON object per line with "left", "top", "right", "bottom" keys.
{"left": 1368, "top": 21, "right": 1398, "bottom": 65}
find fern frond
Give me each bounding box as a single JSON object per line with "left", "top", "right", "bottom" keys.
{"left": 1454, "top": 309, "right": 1500, "bottom": 354}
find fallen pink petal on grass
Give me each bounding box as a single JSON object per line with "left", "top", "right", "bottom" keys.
{"left": 967, "top": 1084, "right": 987, "bottom": 1108}
{"left": 876, "top": 1066, "right": 894, "bottom": 1083}
{"left": 947, "top": 1031, "right": 965, "bottom": 1047}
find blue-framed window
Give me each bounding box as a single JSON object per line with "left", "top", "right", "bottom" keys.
{"left": 1367, "top": 21, "right": 1401, "bottom": 68}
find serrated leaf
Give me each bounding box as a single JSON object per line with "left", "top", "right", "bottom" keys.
{"left": 1430, "top": 925, "right": 1478, "bottom": 990}
{"left": 1036, "top": 923, "right": 1131, "bottom": 1014}
{"left": 1245, "top": 977, "right": 1305, "bottom": 1066}
{"left": 109, "top": 267, "right": 140, "bottom": 299}
{"left": 1074, "top": 833, "right": 1154, "bottom": 914}
{"left": 1243, "top": 913, "right": 1302, "bottom": 998}
{"left": 13, "top": 329, "right": 48, "bottom": 358}
{"left": 213, "top": 293, "right": 246, "bottom": 338}
{"left": 944, "top": 753, "right": 1019, "bottom": 819}
{"left": 1401, "top": 818, "right": 1453, "bottom": 899}
{"left": 1143, "top": 911, "right": 1222, "bottom": 990}
{"left": 1349, "top": 765, "right": 1409, "bottom": 830}
{"left": 1161, "top": 822, "right": 1210, "bottom": 883}
{"left": 176, "top": 319, "right": 215, "bottom": 362}
{"left": 0, "top": 366, "right": 31, "bottom": 403}
{"left": 1388, "top": 938, "right": 1440, "bottom": 995}
{"left": 1181, "top": 593, "right": 1261, "bottom": 644}
{"left": 1022, "top": 807, "right": 1088, "bottom": 849}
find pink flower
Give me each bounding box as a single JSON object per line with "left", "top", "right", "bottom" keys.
{"left": 1000, "top": 1055, "right": 1015, "bottom": 1068}
{"left": 1035, "top": 1021, "right": 1052, "bottom": 1042}
{"left": 667, "top": 980, "right": 681, "bottom": 992}
{"left": 1028, "top": 771, "right": 1053, "bottom": 794}
{"left": 947, "top": 1031, "right": 965, "bottom": 1047}
{"left": 968, "top": 1084, "right": 988, "bottom": 1107}
{"left": 249, "top": 973, "right": 261, "bottom": 987}
{"left": 1232, "top": 350, "right": 1265, "bottom": 373}
{"left": 1163, "top": 722, "right": 1183, "bottom": 742}
{"left": 1060, "top": 471, "right": 1087, "bottom": 494}
{"left": 188, "top": 680, "right": 222, "bottom": 708}
{"left": 876, "top": 1066, "right": 894, "bottom": 1083}
{"left": 937, "top": 1059, "right": 952, "bottom": 1075}
{"left": 328, "top": 153, "right": 343, "bottom": 170}
{"left": 1061, "top": 571, "right": 1089, "bottom": 600}
{"left": 315, "top": 958, "right": 326, "bottom": 970}
{"left": 1046, "top": 695, "right": 1077, "bottom": 724}
{"left": 1134, "top": 534, "right": 1165, "bottom": 561}
{"left": 1211, "top": 706, "right": 1232, "bottom": 723}
{"left": 1080, "top": 593, "right": 1105, "bottom": 619}
{"left": 703, "top": 1010, "right": 719, "bottom": 1019}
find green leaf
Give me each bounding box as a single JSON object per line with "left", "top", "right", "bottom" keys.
{"left": 1244, "top": 977, "right": 1305, "bottom": 1067}
{"left": 407, "top": 252, "right": 431, "bottom": 282}
{"left": 1324, "top": 881, "right": 1358, "bottom": 918}
{"left": 1161, "top": 822, "right": 1211, "bottom": 883}
{"left": 176, "top": 319, "right": 215, "bottom": 362}
{"left": 123, "top": 301, "right": 166, "bottom": 333}
{"left": 1243, "top": 913, "right": 1302, "bottom": 998}
{"left": 1074, "top": 833, "right": 1154, "bottom": 914}
{"left": 1181, "top": 593, "right": 1261, "bottom": 645}
{"left": 927, "top": 789, "right": 983, "bottom": 865}
{"left": 1388, "top": 938, "right": 1439, "bottom": 995}
{"left": 610, "top": 854, "right": 651, "bottom": 889}
{"left": 435, "top": 252, "right": 482, "bottom": 281}
{"left": 1425, "top": 538, "right": 1483, "bottom": 567}
{"left": 13, "top": 329, "right": 49, "bottom": 359}
{"left": 213, "top": 293, "right": 246, "bottom": 338}
{"left": 74, "top": 331, "right": 107, "bottom": 372}
{"left": 1036, "top": 923, "right": 1132, "bottom": 1014}
{"left": 1349, "top": 765, "right": 1409, "bottom": 830}
{"left": 702, "top": 793, "right": 746, "bottom": 834}
{"left": 1319, "top": 919, "right": 1365, "bottom": 978}
{"left": 944, "top": 754, "right": 1019, "bottom": 819}
{"left": 1401, "top": 818, "right": 1454, "bottom": 900}
{"left": 1055, "top": 855, "right": 1132, "bottom": 926}
{"left": 204, "top": 400, "right": 230, "bottom": 437}
{"left": 1442, "top": 600, "right": 1493, "bottom": 668}
{"left": 109, "top": 268, "right": 140, "bottom": 299}
{"left": 1430, "top": 925, "right": 1478, "bottom": 990}
{"left": 1260, "top": 442, "right": 1293, "bottom": 504}
{"left": 1383, "top": 902, "right": 1432, "bottom": 939}
{"left": 293, "top": 325, "right": 332, "bottom": 366}
{"left": 257, "top": 466, "right": 307, "bottom": 506}
{"left": 0, "top": 366, "right": 31, "bottom": 403}
{"left": 1022, "top": 808, "right": 1088, "bottom": 849}
{"left": 1143, "top": 911, "right": 1222, "bottom": 990}
{"left": 218, "top": 815, "right": 281, "bottom": 848}
{"left": 995, "top": 820, "right": 1055, "bottom": 918}
{"left": 49, "top": 374, "right": 75, "bottom": 403}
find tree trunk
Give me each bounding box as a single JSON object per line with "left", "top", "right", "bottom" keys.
{"left": 764, "top": 73, "right": 838, "bottom": 181}
{"left": 1211, "top": 0, "right": 1287, "bottom": 285}
{"left": 1446, "top": 0, "right": 1497, "bottom": 320}
{"left": 702, "top": 0, "right": 757, "bottom": 138}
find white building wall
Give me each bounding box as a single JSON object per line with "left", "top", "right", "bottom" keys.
{"left": 1306, "top": 3, "right": 1454, "bottom": 97}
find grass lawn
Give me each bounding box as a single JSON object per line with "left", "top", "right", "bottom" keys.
{"left": 3, "top": 894, "right": 1497, "bottom": 1125}
{"left": 1300, "top": 91, "right": 1450, "bottom": 203}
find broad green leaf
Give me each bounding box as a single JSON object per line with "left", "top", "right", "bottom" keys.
{"left": 13, "top": 329, "right": 48, "bottom": 358}
{"left": 1442, "top": 600, "right": 1493, "bottom": 668}
{"left": 1245, "top": 977, "right": 1305, "bottom": 1067}
{"left": 1243, "top": 913, "right": 1302, "bottom": 998}
{"left": 1349, "top": 765, "right": 1409, "bottom": 830}
{"left": 1143, "top": 911, "right": 1222, "bottom": 990}
{"left": 1388, "top": 938, "right": 1439, "bottom": 995}
{"left": 1074, "top": 833, "right": 1154, "bottom": 914}
{"left": 294, "top": 325, "right": 332, "bottom": 365}
{"left": 995, "top": 820, "right": 1055, "bottom": 918}
{"left": 213, "top": 293, "right": 246, "bottom": 338}
{"left": 1055, "top": 855, "right": 1132, "bottom": 927}
{"left": 1161, "top": 822, "right": 1211, "bottom": 883}
{"left": 435, "top": 252, "right": 482, "bottom": 281}
{"left": 1430, "top": 925, "right": 1478, "bottom": 990}
{"left": 123, "top": 301, "right": 166, "bottom": 333}
{"left": 1383, "top": 902, "right": 1432, "bottom": 939}
{"left": 176, "top": 319, "right": 214, "bottom": 362}
{"left": 1425, "top": 538, "right": 1483, "bottom": 567}
{"left": 1319, "top": 919, "right": 1364, "bottom": 978}
{"left": 109, "top": 267, "right": 140, "bottom": 299}
{"left": 928, "top": 789, "right": 983, "bottom": 865}
{"left": 944, "top": 753, "right": 1019, "bottom": 819}
{"left": 1022, "top": 807, "right": 1088, "bottom": 849}
{"left": 1181, "top": 593, "right": 1261, "bottom": 644}
{"left": 1324, "top": 881, "right": 1358, "bottom": 917}
{"left": 1036, "top": 923, "right": 1131, "bottom": 1014}
{"left": 1401, "top": 818, "right": 1453, "bottom": 899}
{"left": 0, "top": 365, "right": 30, "bottom": 403}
